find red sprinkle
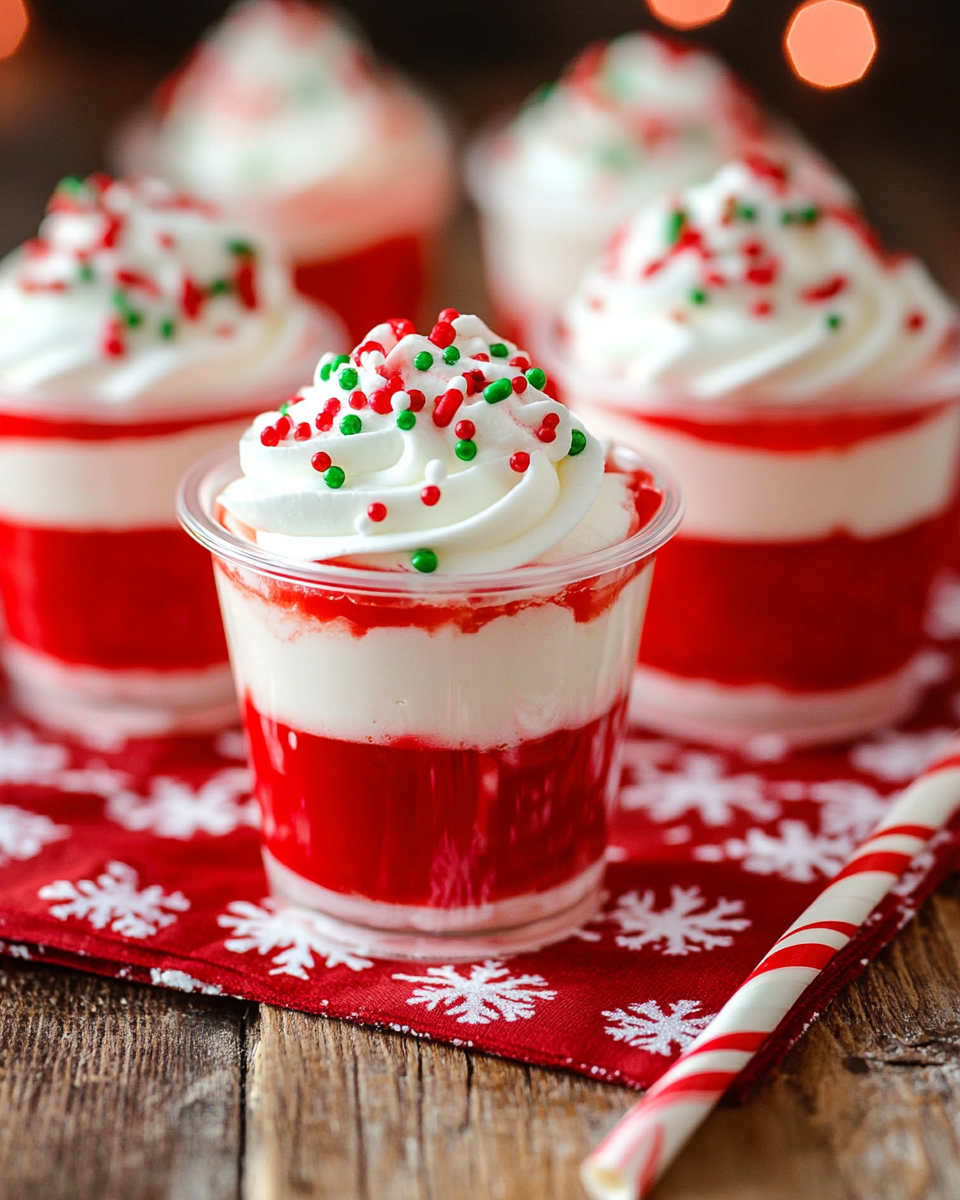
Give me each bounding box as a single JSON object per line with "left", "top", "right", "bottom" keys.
{"left": 354, "top": 340, "right": 385, "bottom": 360}
{"left": 508, "top": 356, "right": 530, "bottom": 370}
{"left": 234, "top": 261, "right": 258, "bottom": 310}
{"left": 906, "top": 310, "right": 926, "bottom": 332}
{"left": 753, "top": 300, "right": 774, "bottom": 318}
{"left": 407, "top": 389, "right": 426, "bottom": 412}
{"left": 473, "top": 352, "right": 490, "bottom": 363}
{"left": 745, "top": 262, "right": 778, "bottom": 287}
{"left": 158, "top": 232, "right": 176, "bottom": 251}
{"left": 348, "top": 391, "right": 367, "bottom": 410}
{"left": 463, "top": 369, "right": 486, "bottom": 396}
{"left": 536, "top": 426, "right": 557, "bottom": 443}
{"left": 455, "top": 419, "right": 475, "bottom": 440}
{"left": 542, "top": 412, "right": 560, "bottom": 429}
{"left": 315, "top": 412, "right": 334, "bottom": 432}
{"left": 432, "top": 389, "right": 463, "bottom": 428}
{"left": 421, "top": 485, "right": 441, "bottom": 506}
{"left": 429, "top": 321, "right": 456, "bottom": 348}
{"left": 510, "top": 451, "right": 530, "bottom": 473}
{"left": 388, "top": 318, "right": 416, "bottom": 339}
{"left": 294, "top": 422, "right": 312, "bottom": 441}
{"left": 324, "top": 398, "right": 342, "bottom": 416}
{"left": 275, "top": 415, "right": 292, "bottom": 438}
{"left": 802, "top": 275, "right": 847, "bottom": 303}
{"left": 181, "top": 276, "right": 205, "bottom": 320}
{"left": 260, "top": 425, "right": 280, "bottom": 447}
{"left": 438, "top": 307, "right": 459, "bottom": 323}
{"left": 311, "top": 451, "right": 332, "bottom": 473}
{"left": 370, "top": 390, "right": 395, "bottom": 415}
{"left": 743, "top": 240, "right": 764, "bottom": 259}
{"left": 512, "top": 376, "right": 528, "bottom": 394}
{"left": 367, "top": 502, "right": 387, "bottom": 523}
{"left": 102, "top": 318, "right": 125, "bottom": 359}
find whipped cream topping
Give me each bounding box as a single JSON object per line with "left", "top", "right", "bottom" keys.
{"left": 0, "top": 174, "right": 327, "bottom": 409}
{"left": 471, "top": 34, "right": 846, "bottom": 229}
{"left": 220, "top": 313, "right": 628, "bottom": 574}
{"left": 559, "top": 157, "right": 960, "bottom": 406}
{"left": 150, "top": 0, "right": 452, "bottom": 251}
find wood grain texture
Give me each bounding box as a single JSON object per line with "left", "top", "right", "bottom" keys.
{"left": 0, "top": 963, "right": 245, "bottom": 1200}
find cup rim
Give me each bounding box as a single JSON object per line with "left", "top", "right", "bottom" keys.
{"left": 177, "top": 443, "right": 684, "bottom": 598}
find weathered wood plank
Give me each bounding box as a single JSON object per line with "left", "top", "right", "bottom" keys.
{"left": 0, "top": 962, "right": 245, "bottom": 1200}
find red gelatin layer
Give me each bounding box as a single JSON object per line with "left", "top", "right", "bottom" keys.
{"left": 0, "top": 522, "right": 228, "bottom": 670}
{"left": 244, "top": 693, "right": 627, "bottom": 908}
{"left": 639, "top": 509, "right": 955, "bottom": 691}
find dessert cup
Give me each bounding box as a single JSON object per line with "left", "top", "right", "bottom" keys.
{"left": 549, "top": 157, "right": 960, "bottom": 746}
{"left": 180, "top": 443, "right": 680, "bottom": 958}
{"left": 0, "top": 175, "right": 344, "bottom": 744}
{"left": 114, "top": 0, "right": 454, "bottom": 343}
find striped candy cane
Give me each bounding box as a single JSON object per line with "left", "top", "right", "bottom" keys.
{"left": 581, "top": 740, "right": 960, "bottom": 1200}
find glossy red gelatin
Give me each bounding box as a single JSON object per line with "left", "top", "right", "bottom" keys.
{"left": 294, "top": 233, "right": 428, "bottom": 345}
{"left": 244, "top": 693, "right": 627, "bottom": 908}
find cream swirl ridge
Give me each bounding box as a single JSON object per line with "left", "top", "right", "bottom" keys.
{"left": 220, "top": 313, "right": 609, "bottom": 574}
{"left": 560, "top": 157, "right": 960, "bottom": 407}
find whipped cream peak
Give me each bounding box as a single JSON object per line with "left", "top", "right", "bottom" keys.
{"left": 560, "top": 157, "right": 960, "bottom": 406}
{"left": 221, "top": 312, "right": 620, "bottom": 574}
{"left": 0, "top": 173, "right": 324, "bottom": 406}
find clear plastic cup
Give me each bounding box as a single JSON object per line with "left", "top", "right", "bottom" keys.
{"left": 178, "top": 444, "right": 682, "bottom": 959}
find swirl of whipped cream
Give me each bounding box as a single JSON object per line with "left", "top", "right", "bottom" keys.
{"left": 0, "top": 174, "right": 330, "bottom": 410}
{"left": 147, "top": 0, "right": 452, "bottom": 256}
{"left": 469, "top": 34, "right": 849, "bottom": 229}
{"left": 559, "top": 157, "right": 960, "bottom": 406}
{"left": 220, "top": 313, "right": 617, "bottom": 574}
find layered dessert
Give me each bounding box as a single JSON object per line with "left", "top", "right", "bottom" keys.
{"left": 180, "top": 312, "right": 681, "bottom": 957}
{"left": 116, "top": 0, "right": 454, "bottom": 342}
{"left": 549, "top": 157, "right": 960, "bottom": 745}
{"left": 0, "top": 173, "right": 340, "bottom": 742}
{"left": 467, "top": 32, "right": 851, "bottom": 345}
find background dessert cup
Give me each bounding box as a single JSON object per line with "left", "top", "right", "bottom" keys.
{"left": 466, "top": 32, "right": 851, "bottom": 348}
{"left": 179, "top": 313, "right": 681, "bottom": 958}
{"left": 115, "top": 0, "right": 455, "bottom": 343}
{"left": 0, "top": 174, "right": 343, "bottom": 744}
{"left": 549, "top": 158, "right": 960, "bottom": 747}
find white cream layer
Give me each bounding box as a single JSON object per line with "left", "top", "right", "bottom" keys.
{"left": 216, "top": 562, "right": 652, "bottom": 748}
{"left": 570, "top": 399, "right": 960, "bottom": 541}
{"left": 0, "top": 421, "right": 249, "bottom": 529}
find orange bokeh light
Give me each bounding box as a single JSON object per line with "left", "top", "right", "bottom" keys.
{"left": 0, "top": 0, "right": 29, "bottom": 60}
{"left": 646, "top": 0, "right": 732, "bottom": 31}
{"left": 785, "top": 0, "right": 876, "bottom": 89}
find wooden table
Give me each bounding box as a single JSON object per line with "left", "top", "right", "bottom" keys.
{"left": 2, "top": 877, "right": 960, "bottom": 1199}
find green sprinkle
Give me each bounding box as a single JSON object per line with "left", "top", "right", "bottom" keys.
{"left": 340, "top": 414, "right": 362, "bottom": 435}
{"left": 801, "top": 206, "right": 821, "bottom": 224}
{"left": 324, "top": 465, "right": 346, "bottom": 489}
{"left": 483, "top": 377, "right": 513, "bottom": 404}
{"left": 738, "top": 204, "right": 757, "bottom": 222}
{"left": 826, "top": 313, "right": 843, "bottom": 331}
{"left": 125, "top": 310, "right": 142, "bottom": 328}
{"left": 667, "top": 209, "right": 686, "bottom": 246}
{"left": 414, "top": 350, "right": 434, "bottom": 371}
{"left": 690, "top": 289, "right": 707, "bottom": 306}
{"left": 332, "top": 354, "right": 351, "bottom": 369}
{"left": 57, "top": 175, "right": 86, "bottom": 195}
{"left": 228, "top": 239, "right": 254, "bottom": 256}
{"left": 112, "top": 289, "right": 129, "bottom": 313}
{"left": 411, "top": 548, "right": 438, "bottom": 573}
{"left": 319, "top": 362, "right": 333, "bottom": 382}
{"left": 442, "top": 345, "right": 460, "bottom": 365}
{"left": 780, "top": 210, "right": 795, "bottom": 226}
{"left": 525, "top": 367, "right": 547, "bottom": 390}
{"left": 209, "top": 278, "right": 231, "bottom": 296}
{"left": 455, "top": 439, "right": 477, "bottom": 462}
{"left": 397, "top": 410, "right": 416, "bottom": 431}
{"left": 534, "top": 81, "right": 557, "bottom": 104}
{"left": 569, "top": 429, "right": 587, "bottom": 457}
{"left": 489, "top": 342, "right": 509, "bottom": 358}
{"left": 78, "top": 263, "right": 95, "bottom": 283}
{"left": 159, "top": 317, "right": 176, "bottom": 340}
{"left": 279, "top": 402, "right": 291, "bottom": 416}
{"left": 338, "top": 366, "right": 359, "bottom": 391}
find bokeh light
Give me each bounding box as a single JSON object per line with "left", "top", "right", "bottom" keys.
{"left": 0, "top": 0, "right": 29, "bottom": 60}
{"left": 646, "top": 0, "right": 732, "bottom": 31}
{"left": 785, "top": 1, "right": 877, "bottom": 89}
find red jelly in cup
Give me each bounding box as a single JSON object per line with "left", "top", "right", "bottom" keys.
{"left": 178, "top": 314, "right": 681, "bottom": 958}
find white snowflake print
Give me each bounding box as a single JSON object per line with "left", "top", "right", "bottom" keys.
{"left": 214, "top": 729, "right": 247, "bottom": 761}
{"left": 107, "top": 768, "right": 259, "bottom": 839}
{"left": 0, "top": 727, "right": 69, "bottom": 785}
{"left": 603, "top": 885, "right": 750, "bottom": 955}
{"left": 0, "top": 804, "right": 69, "bottom": 865}
{"left": 39, "top": 861, "right": 190, "bottom": 938}
{"left": 150, "top": 967, "right": 223, "bottom": 995}
{"left": 603, "top": 999, "right": 716, "bottom": 1056}
{"left": 218, "top": 899, "right": 373, "bottom": 977}
{"left": 0, "top": 940, "right": 31, "bottom": 960}
{"left": 393, "top": 960, "right": 556, "bottom": 1025}
{"left": 808, "top": 780, "right": 890, "bottom": 842}
{"left": 620, "top": 750, "right": 779, "bottom": 826}
{"left": 925, "top": 570, "right": 960, "bottom": 640}
{"left": 695, "top": 820, "right": 852, "bottom": 883}
{"left": 850, "top": 728, "right": 956, "bottom": 784}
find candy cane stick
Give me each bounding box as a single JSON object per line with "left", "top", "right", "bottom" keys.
{"left": 582, "top": 740, "right": 960, "bottom": 1200}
